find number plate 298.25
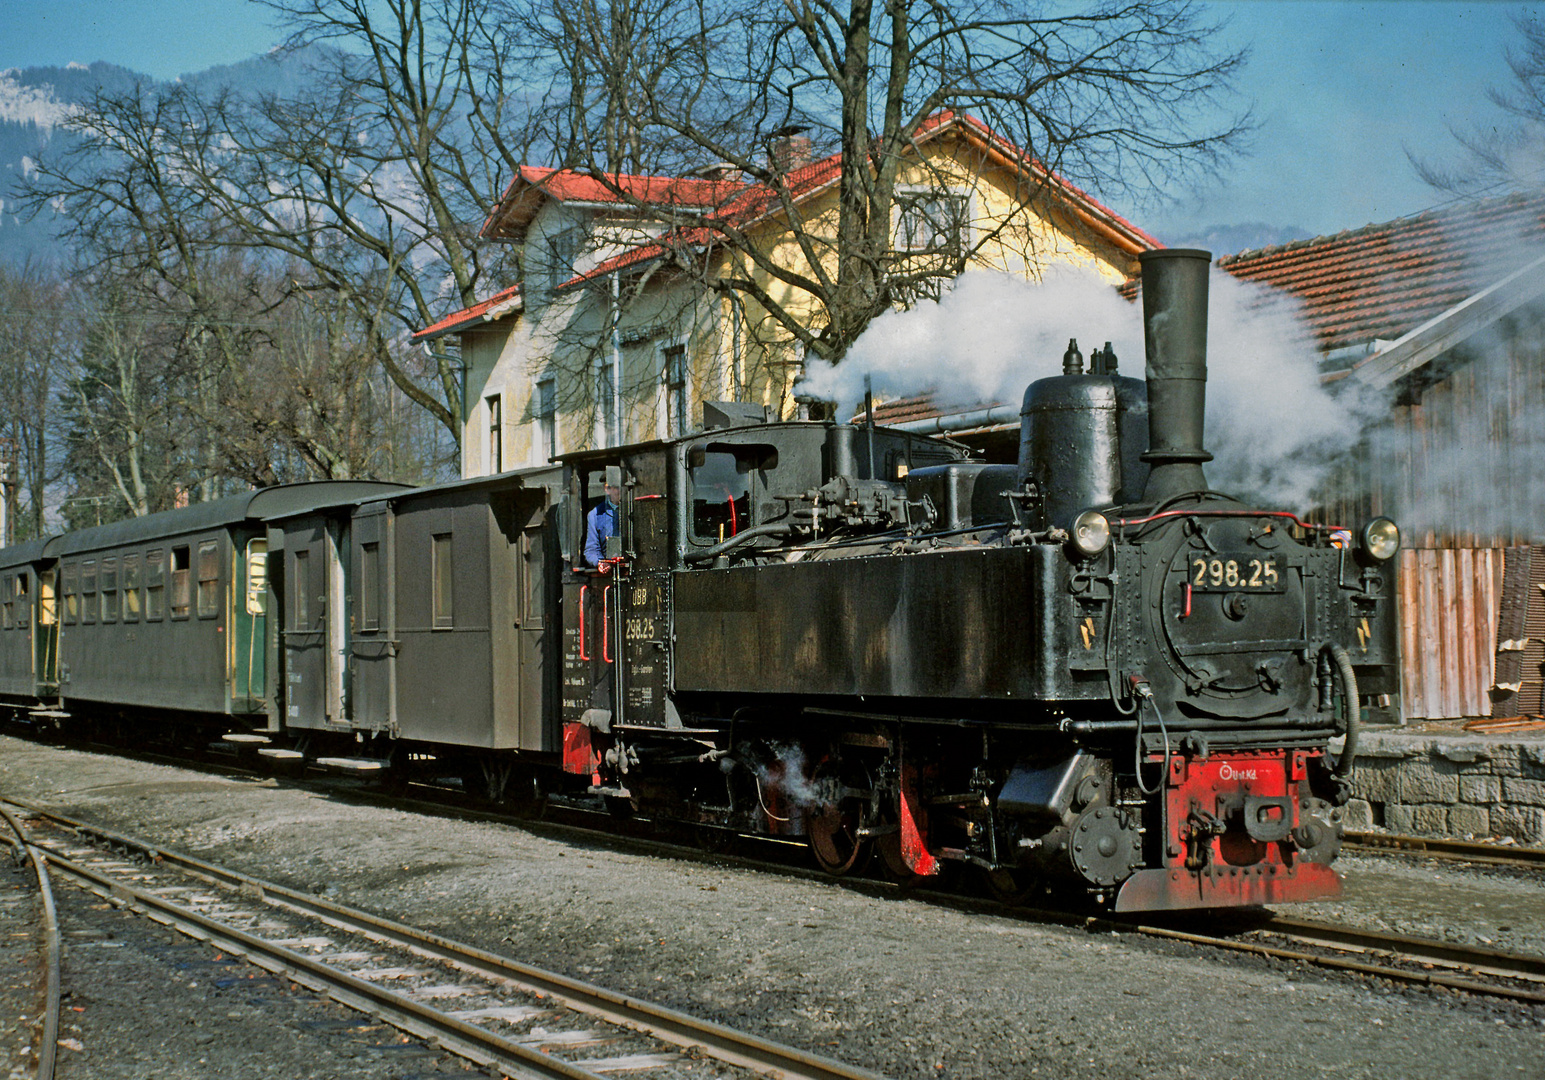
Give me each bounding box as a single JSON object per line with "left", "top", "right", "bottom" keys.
{"left": 1189, "top": 554, "right": 1283, "bottom": 592}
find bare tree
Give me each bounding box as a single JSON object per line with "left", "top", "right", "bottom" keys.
{"left": 0, "top": 263, "right": 69, "bottom": 539}
{"left": 23, "top": 1, "right": 542, "bottom": 456}
{"left": 506, "top": 0, "right": 1250, "bottom": 364}
{"left": 1413, "top": 14, "right": 1545, "bottom": 195}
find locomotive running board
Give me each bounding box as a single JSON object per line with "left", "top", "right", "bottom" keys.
{"left": 1113, "top": 862, "right": 1342, "bottom": 912}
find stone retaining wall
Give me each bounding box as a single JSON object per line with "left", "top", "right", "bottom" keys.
{"left": 1343, "top": 729, "right": 1545, "bottom": 843}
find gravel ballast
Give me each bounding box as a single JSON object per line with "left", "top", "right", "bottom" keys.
{"left": 1, "top": 734, "right": 1542, "bottom": 1079}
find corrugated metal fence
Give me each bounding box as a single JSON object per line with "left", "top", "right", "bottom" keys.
{"left": 1397, "top": 546, "right": 1503, "bottom": 720}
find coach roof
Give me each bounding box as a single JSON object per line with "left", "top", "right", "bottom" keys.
{"left": 47, "top": 481, "right": 410, "bottom": 557}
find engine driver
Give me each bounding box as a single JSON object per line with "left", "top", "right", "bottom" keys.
{"left": 584, "top": 480, "right": 622, "bottom": 570}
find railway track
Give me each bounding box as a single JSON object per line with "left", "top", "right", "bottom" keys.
{"left": 7, "top": 729, "right": 1545, "bottom": 1017}
{"left": 1, "top": 797, "right": 887, "bottom": 1080}
{"left": 0, "top": 804, "right": 60, "bottom": 1080}
{"left": 1344, "top": 830, "right": 1545, "bottom": 870}
{"left": 1094, "top": 913, "right": 1545, "bottom": 1007}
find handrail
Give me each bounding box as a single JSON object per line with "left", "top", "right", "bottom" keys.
{"left": 602, "top": 585, "right": 613, "bottom": 664}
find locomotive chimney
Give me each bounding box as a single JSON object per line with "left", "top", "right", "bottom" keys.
{"left": 1139, "top": 248, "right": 1213, "bottom": 502}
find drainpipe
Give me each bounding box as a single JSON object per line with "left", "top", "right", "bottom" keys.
{"left": 611, "top": 272, "right": 623, "bottom": 446}
{"left": 730, "top": 292, "right": 744, "bottom": 399}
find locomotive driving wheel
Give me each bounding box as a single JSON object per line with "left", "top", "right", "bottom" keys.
{"left": 981, "top": 866, "right": 1039, "bottom": 905}
{"left": 808, "top": 800, "right": 870, "bottom": 875}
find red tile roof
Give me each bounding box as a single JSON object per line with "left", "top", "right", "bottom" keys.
{"left": 480, "top": 166, "right": 746, "bottom": 239}
{"left": 1217, "top": 190, "right": 1545, "bottom": 352}
{"left": 411, "top": 283, "right": 522, "bottom": 343}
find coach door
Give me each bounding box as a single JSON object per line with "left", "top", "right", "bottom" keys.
{"left": 348, "top": 505, "right": 391, "bottom": 733}
{"left": 511, "top": 495, "right": 553, "bottom": 751}
{"left": 282, "top": 515, "right": 351, "bottom": 729}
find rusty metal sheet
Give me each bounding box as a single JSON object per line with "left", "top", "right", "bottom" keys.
{"left": 1400, "top": 546, "right": 1503, "bottom": 720}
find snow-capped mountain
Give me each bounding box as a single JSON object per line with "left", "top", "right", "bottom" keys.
{"left": 0, "top": 51, "right": 326, "bottom": 267}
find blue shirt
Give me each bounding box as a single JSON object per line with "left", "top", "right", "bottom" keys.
{"left": 584, "top": 500, "right": 619, "bottom": 566}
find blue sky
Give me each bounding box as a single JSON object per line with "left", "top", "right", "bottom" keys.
{"left": 0, "top": 0, "right": 1536, "bottom": 242}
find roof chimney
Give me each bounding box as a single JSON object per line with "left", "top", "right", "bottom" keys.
{"left": 770, "top": 134, "right": 813, "bottom": 174}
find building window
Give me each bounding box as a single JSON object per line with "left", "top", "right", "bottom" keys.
{"left": 196, "top": 540, "right": 220, "bottom": 618}
{"left": 245, "top": 540, "right": 267, "bottom": 616}
{"left": 81, "top": 559, "right": 97, "bottom": 624}
{"left": 545, "top": 226, "right": 582, "bottom": 296}
{"left": 359, "top": 542, "right": 379, "bottom": 631}
{"left": 122, "top": 553, "right": 141, "bottom": 622}
{"left": 486, "top": 393, "right": 503, "bottom": 474}
{"left": 170, "top": 546, "right": 190, "bottom": 619}
{"left": 145, "top": 549, "right": 165, "bottom": 621}
{"left": 662, "top": 342, "right": 688, "bottom": 439}
{"left": 894, "top": 188, "right": 969, "bottom": 255}
{"left": 62, "top": 563, "right": 78, "bottom": 624}
{"left": 100, "top": 556, "right": 118, "bottom": 623}
{"left": 432, "top": 533, "right": 454, "bottom": 629}
{"left": 292, "top": 549, "right": 310, "bottom": 630}
{"left": 535, "top": 375, "right": 557, "bottom": 463}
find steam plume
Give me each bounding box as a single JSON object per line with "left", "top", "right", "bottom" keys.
{"left": 801, "top": 267, "right": 1386, "bottom": 511}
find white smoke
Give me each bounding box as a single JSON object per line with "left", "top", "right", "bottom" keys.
{"left": 804, "top": 267, "right": 1385, "bottom": 512}
{"left": 1368, "top": 311, "right": 1545, "bottom": 541}
{"left": 1203, "top": 273, "right": 1388, "bottom": 509}
{"left": 801, "top": 268, "right": 1143, "bottom": 416}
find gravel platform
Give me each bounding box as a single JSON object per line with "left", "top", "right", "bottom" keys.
{"left": 1, "top": 734, "right": 1542, "bottom": 1080}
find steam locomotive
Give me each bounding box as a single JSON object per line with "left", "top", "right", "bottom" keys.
{"left": 0, "top": 249, "right": 1400, "bottom": 912}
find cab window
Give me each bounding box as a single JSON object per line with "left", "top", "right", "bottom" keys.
{"left": 687, "top": 444, "right": 776, "bottom": 544}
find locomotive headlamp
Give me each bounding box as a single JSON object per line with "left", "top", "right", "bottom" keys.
{"left": 1360, "top": 517, "right": 1400, "bottom": 561}
{"left": 1071, "top": 510, "right": 1111, "bottom": 557}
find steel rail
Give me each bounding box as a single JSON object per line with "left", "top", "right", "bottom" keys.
{"left": 1257, "top": 915, "right": 1545, "bottom": 984}
{"left": 0, "top": 805, "right": 60, "bottom": 1080}
{"left": 4, "top": 798, "right": 889, "bottom": 1080}
{"left": 1344, "top": 831, "right": 1545, "bottom": 869}
{"left": 1091, "top": 914, "right": 1545, "bottom": 1006}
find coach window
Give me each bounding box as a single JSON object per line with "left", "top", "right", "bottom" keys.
{"left": 245, "top": 539, "right": 267, "bottom": 616}
{"left": 293, "top": 549, "right": 311, "bottom": 629}
{"left": 359, "top": 542, "right": 379, "bottom": 631}
{"left": 122, "top": 554, "right": 141, "bottom": 622}
{"left": 100, "top": 557, "right": 118, "bottom": 623}
{"left": 197, "top": 540, "right": 220, "bottom": 618}
{"left": 145, "top": 549, "right": 165, "bottom": 621}
{"left": 2, "top": 575, "right": 12, "bottom": 629}
{"left": 81, "top": 560, "right": 97, "bottom": 625}
{"left": 16, "top": 575, "right": 28, "bottom": 629}
{"left": 62, "top": 564, "right": 78, "bottom": 624}
{"left": 170, "top": 546, "right": 191, "bottom": 619}
{"left": 521, "top": 530, "right": 545, "bottom": 627}
{"left": 432, "top": 533, "right": 454, "bottom": 629}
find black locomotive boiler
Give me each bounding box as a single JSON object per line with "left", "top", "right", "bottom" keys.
{"left": 0, "top": 249, "right": 1400, "bottom": 912}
